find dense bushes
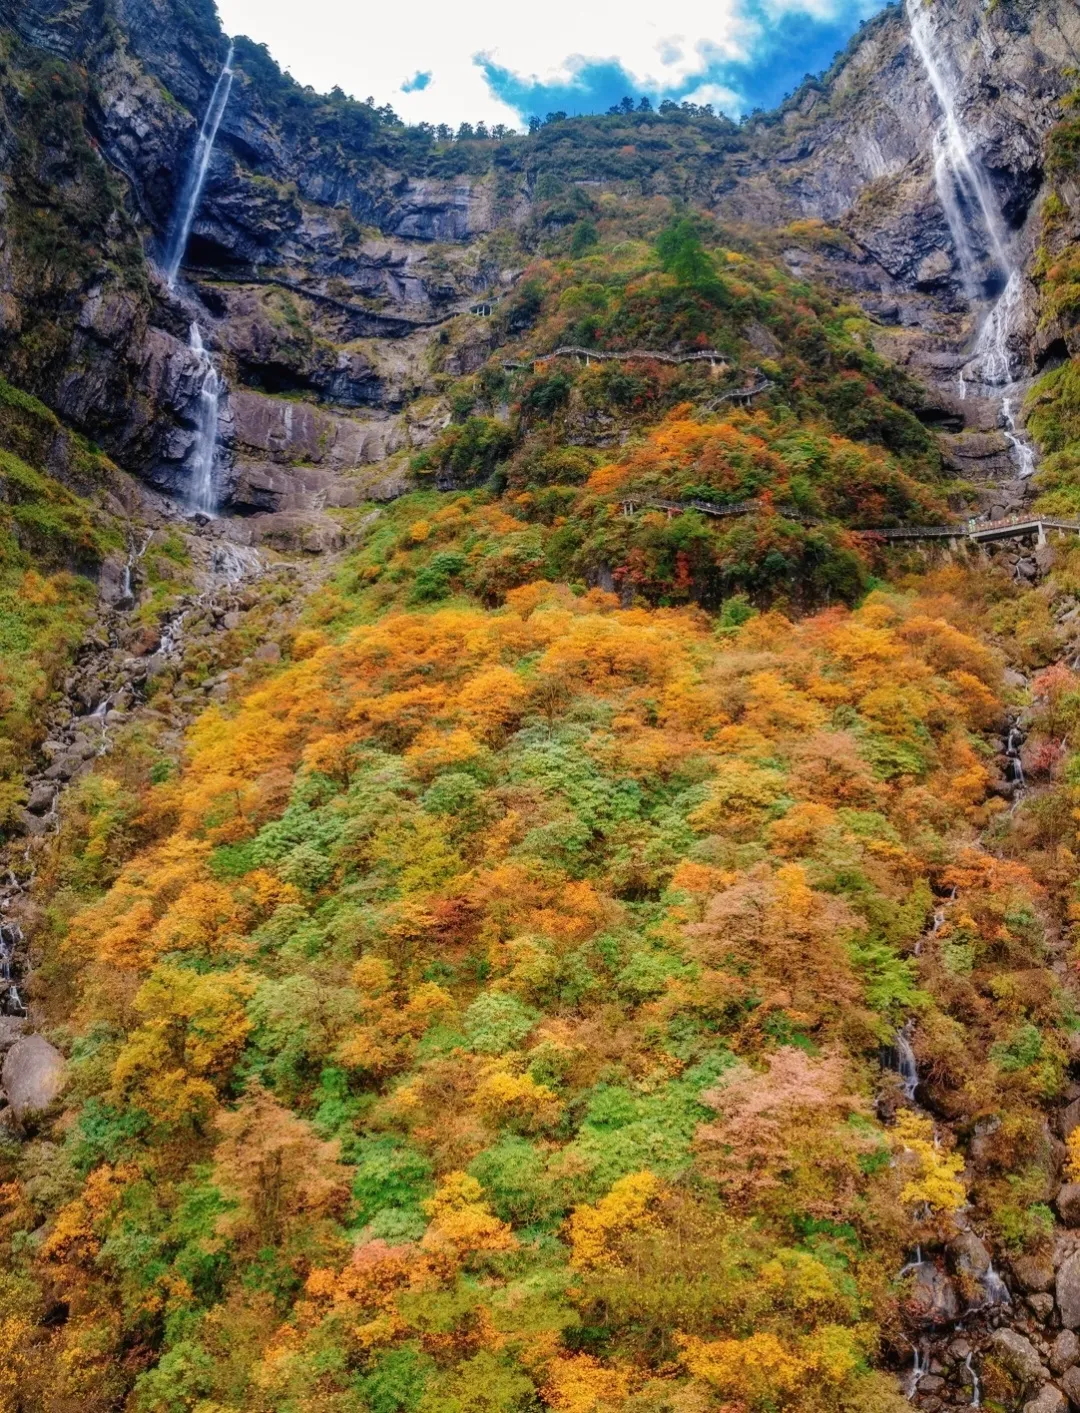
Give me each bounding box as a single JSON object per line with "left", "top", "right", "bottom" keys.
{"left": 9, "top": 544, "right": 1075, "bottom": 1410}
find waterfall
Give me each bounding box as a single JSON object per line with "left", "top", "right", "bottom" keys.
{"left": 964, "top": 1352, "right": 981, "bottom": 1407}
{"left": 970, "top": 270, "right": 1023, "bottom": 386}
{"left": 905, "top": 1342, "right": 928, "bottom": 1400}
{"left": 895, "top": 1023, "right": 920, "bottom": 1100}
{"left": 121, "top": 529, "right": 155, "bottom": 606}
{"left": 1006, "top": 722, "right": 1026, "bottom": 788}
{"left": 906, "top": 1, "right": 1008, "bottom": 291}
{"left": 906, "top": 2, "right": 1039, "bottom": 480}
{"left": 981, "top": 1262, "right": 1010, "bottom": 1308}
{"left": 212, "top": 543, "right": 263, "bottom": 584}
{"left": 162, "top": 44, "right": 235, "bottom": 289}
{"left": 188, "top": 324, "right": 222, "bottom": 516}
{"left": 1003, "top": 395, "right": 1036, "bottom": 479}
{"left": 0, "top": 922, "right": 26, "bottom": 1017}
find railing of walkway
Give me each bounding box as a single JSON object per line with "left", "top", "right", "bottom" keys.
{"left": 616, "top": 500, "right": 1080, "bottom": 542}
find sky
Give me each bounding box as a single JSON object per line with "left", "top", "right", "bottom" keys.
{"left": 213, "top": 0, "right": 890, "bottom": 130}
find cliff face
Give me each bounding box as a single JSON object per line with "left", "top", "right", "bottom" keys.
{"left": 0, "top": 0, "right": 1077, "bottom": 523}
{"left": 717, "top": 0, "right": 1079, "bottom": 353}
{"left": 0, "top": 0, "right": 517, "bottom": 526}
{"left": 725, "top": 2, "right": 1080, "bottom": 257}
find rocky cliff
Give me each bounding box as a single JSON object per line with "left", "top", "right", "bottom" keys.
{"left": 1, "top": 0, "right": 1079, "bottom": 537}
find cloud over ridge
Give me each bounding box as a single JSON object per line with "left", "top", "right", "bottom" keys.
{"left": 214, "top": 0, "right": 888, "bottom": 127}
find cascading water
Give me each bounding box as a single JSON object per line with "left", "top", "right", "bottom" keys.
{"left": 895, "top": 1022, "right": 920, "bottom": 1100}
{"left": 905, "top": 1, "right": 1039, "bottom": 481}
{"left": 188, "top": 324, "right": 222, "bottom": 516}
{"left": 980, "top": 1263, "right": 1010, "bottom": 1309}
{"left": 121, "top": 529, "right": 155, "bottom": 606}
{"left": 0, "top": 922, "right": 26, "bottom": 1017}
{"left": 1006, "top": 722, "right": 1026, "bottom": 789}
{"left": 964, "top": 1352, "right": 981, "bottom": 1407}
{"left": 906, "top": 0, "right": 1008, "bottom": 292}
{"left": 905, "top": 1342, "right": 928, "bottom": 1400}
{"left": 162, "top": 44, "right": 235, "bottom": 288}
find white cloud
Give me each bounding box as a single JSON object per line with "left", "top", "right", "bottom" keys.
{"left": 213, "top": 0, "right": 880, "bottom": 127}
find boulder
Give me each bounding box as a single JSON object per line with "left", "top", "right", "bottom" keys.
{"left": 992, "top": 1328, "right": 1050, "bottom": 1386}
{"left": 904, "top": 1261, "right": 961, "bottom": 1327}
{"left": 1061, "top": 1099, "right": 1080, "bottom": 1140}
{"left": 0, "top": 1018, "right": 27, "bottom": 1053}
{"left": 125, "top": 623, "right": 162, "bottom": 657}
{"left": 1051, "top": 1330, "right": 1080, "bottom": 1377}
{"left": 1015, "top": 1252, "right": 1057, "bottom": 1293}
{"left": 948, "top": 1229, "right": 993, "bottom": 1303}
{"left": 1026, "top": 1388, "right": 1068, "bottom": 1413}
{"left": 1062, "top": 1366, "right": 1080, "bottom": 1408}
{"left": 1061, "top": 1252, "right": 1080, "bottom": 1329}
{"left": 17, "top": 810, "right": 49, "bottom": 838}
{"left": 97, "top": 553, "right": 129, "bottom": 606}
{"left": 246, "top": 510, "right": 347, "bottom": 555}
{"left": 25, "top": 783, "right": 55, "bottom": 815}
{"left": 949, "top": 1228, "right": 992, "bottom": 1279}
{"left": 2, "top": 1035, "right": 65, "bottom": 1121}
{"left": 1059, "top": 1185, "right": 1080, "bottom": 1228}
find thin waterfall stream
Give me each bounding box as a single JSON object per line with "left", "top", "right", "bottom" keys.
{"left": 964, "top": 1351, "right": 981, "bottom": 1408}
{"left": 188, "top": 323, "right": 223, "bottom": 516}
{"left": 162, "top": 44, "right": 235, "bottom": 288}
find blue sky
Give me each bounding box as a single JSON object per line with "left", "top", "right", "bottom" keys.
{"left": 215, "top": 0, "right": 889, "bottom": 129}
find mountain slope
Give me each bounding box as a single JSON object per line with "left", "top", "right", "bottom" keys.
{"left": 5, "top": 2, "right": 1080, "bottom": 1412}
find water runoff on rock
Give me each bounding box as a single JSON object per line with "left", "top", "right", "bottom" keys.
{"left": 162, "top": 43, "right": 235, "bottom": 289}
{"left": 905, "top": 1, "right": 1038, "bottom": 480}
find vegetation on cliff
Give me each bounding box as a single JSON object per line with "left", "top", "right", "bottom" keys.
{"left": 5, "top": 12, "right": 1080, "bottom": 1411}
{"left": 407, "top": 217, "right": 948, "bottom": 610}
{"left": 6, "top": 453, "right": 1080, "bottom": 1409}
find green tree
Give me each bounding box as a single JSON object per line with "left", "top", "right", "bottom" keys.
{"left": 655, "top": 218, "right": 725, "bottom": 301}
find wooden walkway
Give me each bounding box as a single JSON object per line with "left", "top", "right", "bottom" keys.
{"left": 617, "top": 500, "right": 1080, "bottom": 544}
{"left": 504, "top": 346, "right": 732, "bottom": 373}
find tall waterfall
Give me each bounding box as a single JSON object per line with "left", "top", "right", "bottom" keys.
{"left": 162, "top": 44, "right": 235, "bottom": 289}
{"left": 906, "top": 0, "right": 1037, "bottom": 474}
{"left": 188, "top": 324, "right": 222, "bottom": 516}
{"left": 906, "top": 2, "right": 1008, "bottom": 294}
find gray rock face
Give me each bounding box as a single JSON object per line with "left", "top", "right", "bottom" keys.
{"left": 1026, "top": 1388, "right": 1068, "bottom": 1413}
{"left": 1051, "top": 1330, "right": 1080, "bottom": 1377}
{"left": 718, "top": 1, "right": 1078, "bottom": 279}
{"left": 992, "top": 1328, "right": 1049, "bottom": 1386}
{"left": 1062, "top": 1365, "right": 1080, "bottom": 1408}
{"left": 1063, "top": 1101, "right": 1080, "bottom": 1142}
{"left": 2, "top": 1035, "right": 65, "bottom": 1121}
{"left": 0, "top": 1018, "right": 26, "bottom": 1053}
{"left": 243, "top": 511, "right": 347, "bottom": 555}
{"left": 1060, "top": 1252, "right": 1080, "bottom": 1330}
{"left": 904, "top": 1261, "right": 961, "bottom": 1327}
{"left": 1059, "top": 1186, "right": 1080, "bottom": 1229}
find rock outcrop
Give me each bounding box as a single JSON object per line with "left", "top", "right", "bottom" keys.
{"left": 2, "top": 1034, "right": 64, "bottom": 1121}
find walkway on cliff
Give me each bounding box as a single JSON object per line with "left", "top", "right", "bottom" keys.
{"left": 617, "top": 497, "right": 1080, "bottom": 545}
